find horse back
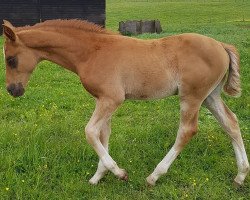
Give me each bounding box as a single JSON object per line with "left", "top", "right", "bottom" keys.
{"left": 79, "top": 33, "right": 229, "bottom": 101}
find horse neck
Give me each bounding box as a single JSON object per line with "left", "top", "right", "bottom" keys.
{"left": 18, "top": 28, "right": 95, "bottom": 73}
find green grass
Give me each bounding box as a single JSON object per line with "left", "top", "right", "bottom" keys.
{"left": 0, "top": 0, "right": 250, "bottom": 199}
{"left": 107, "top": 0, "right": 250, "bottom": 30}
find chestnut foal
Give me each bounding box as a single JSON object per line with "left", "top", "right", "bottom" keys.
{"left": 2, "top": 19, "right": 249, "bottom": 186}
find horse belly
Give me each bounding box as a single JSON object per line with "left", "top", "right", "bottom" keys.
{"left": 124, "top": 69, "right": 177, "bottom": 100}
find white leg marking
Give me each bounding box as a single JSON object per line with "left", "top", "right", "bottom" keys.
{"left": 146, "top": 147, "right": 178, "bottom": 186}
{"left": 86, "top": 99, "right": 127, "bottom": 184}
{"left": 204, "top": 95, "right": 249, "bottom": 185}
{"left": 147, "top": 99, "right": 199, "bottom": 186}
{"left": 232, "top": 140, "right": 249, "bottom": 185}
{"left": 89, "top": 160, "right": 107, "bottom": 185}
{"left": 89, "top": 121, "right": 111, "bottom": 185}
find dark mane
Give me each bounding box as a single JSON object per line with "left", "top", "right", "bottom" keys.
{"left": 16, "top": 19, "right": 117, "bottom": 35}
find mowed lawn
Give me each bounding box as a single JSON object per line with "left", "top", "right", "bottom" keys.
{"left": 0, "top": 0, "right": 250, "bottom": 199}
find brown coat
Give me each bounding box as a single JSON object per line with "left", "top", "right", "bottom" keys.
{"left": 2, "top": 19, "right": 248, "bottom": 186}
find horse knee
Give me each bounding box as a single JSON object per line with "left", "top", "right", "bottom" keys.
{"left": 85, "top": 124, "right": 99, "bottom": 145}
{"left": 223, "top": 104, "right": 239, "bottom": 125}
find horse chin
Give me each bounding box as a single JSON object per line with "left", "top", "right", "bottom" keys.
{"left": 7, "top": 83, "right": 25, "bottom": 98}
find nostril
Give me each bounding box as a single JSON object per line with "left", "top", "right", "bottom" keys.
{"left": 16, "top": 83, "right": 25, "bottom": 97}
{"left": 6, "top": 83, "right": 25, "bottom": 97}
{"left": 7, "top": 84, "right": 15, "bottom": 95}
{"left": 7, "top": 83, "right": 16, "bottom": 96}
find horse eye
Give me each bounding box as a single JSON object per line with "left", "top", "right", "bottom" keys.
{"left": 6, "top": 56, "right": 18, "bottom": 69}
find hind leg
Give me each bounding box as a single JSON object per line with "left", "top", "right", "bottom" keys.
{"left": 204, "top": 90, "right": 249, "bottom": 185}
{"left": 89, "top": 119, "right": 111, "bottom": 185}
{"left": 146, "top": 98, "right": 201, "bottom": 186}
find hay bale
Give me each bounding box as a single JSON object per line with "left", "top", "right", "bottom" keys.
{"left": 119, "top": 20, "right": 162, "bottom": 35}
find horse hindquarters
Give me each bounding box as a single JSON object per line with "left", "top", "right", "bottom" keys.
{"left": 147, "top": 35, "right": 237, "bottom": 185}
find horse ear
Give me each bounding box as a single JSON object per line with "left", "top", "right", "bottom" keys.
{"left": 2, "top": 20, "right": 16, "bottom": 41}
{"left": 3, "top": 20, "right": 14, "bottom": 27}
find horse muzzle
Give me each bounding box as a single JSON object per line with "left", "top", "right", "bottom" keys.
{"left": 7, "top": 83, "right": 25, "bottom": 97}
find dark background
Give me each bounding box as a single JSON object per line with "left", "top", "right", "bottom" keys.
{"left": 0, "top": 0, "right": 105, "bottom": 33}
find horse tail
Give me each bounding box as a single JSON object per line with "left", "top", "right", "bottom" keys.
{"left": 221, "top": 43, "right": 241, "bottom": 97}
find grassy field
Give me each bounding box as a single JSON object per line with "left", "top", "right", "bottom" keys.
{"left": 0, "top": 0, "right": 250, "bottom": 199}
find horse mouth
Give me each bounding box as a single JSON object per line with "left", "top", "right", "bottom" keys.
{"left": 7, "top": 83, "right": 25, "bottom": 97}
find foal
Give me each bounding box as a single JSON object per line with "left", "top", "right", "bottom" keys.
{"left": 2, "top": 19, "right": 249, "bottom": 186}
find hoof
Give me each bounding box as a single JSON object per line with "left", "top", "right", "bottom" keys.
{"left": 89, "top": 179, "right": 99, "bottom": 185}
{"left": 233, "top": 172, "right": 247, "bottom": 187}
{"left": 89, "top": 176, "right": 99, "bottom": 185}
{"left": 119, "top": 169, "right": 128, "bottom": 181}
{"left": 146, "top": 175, "right": 156, "bottom": 187}
{"left": 233, "top": 178, "right": 243, "bottom": 188}
{"left": 233, "top": 181, "right": 241, "bottom": 188}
